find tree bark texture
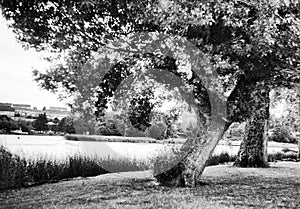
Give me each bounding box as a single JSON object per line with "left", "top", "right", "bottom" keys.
{"left": 154, "top": 124, "right": 228, "bottom": 187}
{"left": 234, "top": 82, "right": 270, "bottom": 167}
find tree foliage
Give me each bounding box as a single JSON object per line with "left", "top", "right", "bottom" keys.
{"left": 58, "top": 116, "right": 75, "bottom": 134}
{"left": 1, "top": 0, "right": 299, "bottom": 121}
{"left": 270, "top": 87, "right": 300, "bottom": 130}
{"left": 269, "top": 87, "right": 300, "bottom": 143}
{"left": 33, "top": 113, "right": 48, "bottom": 132}
{"left": 73, "top": 117, "right": 96, "bottom": 135}
{"left": 0, "top": 115, "right": 18, "bottom": 133}
{"left": 128, "top": 88, "right": 155, "bottom": 131}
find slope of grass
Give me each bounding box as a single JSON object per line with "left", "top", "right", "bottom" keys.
{"left": 1, "top": 162, "right": 300, "bottom": 209}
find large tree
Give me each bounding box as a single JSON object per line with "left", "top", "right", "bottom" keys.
{"left": 1, "top": 0, "right": 300, "bottom": 186}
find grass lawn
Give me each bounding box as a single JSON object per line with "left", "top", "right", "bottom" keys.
{"left": 1, "top": 162, "right": 300, "bottom": 209}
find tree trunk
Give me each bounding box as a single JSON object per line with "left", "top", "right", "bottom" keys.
{"left": 234, "top": 82, "right": 270, "bottom": 167}
{"left": 297, "top": 86, "right": 300, "bottom": 160}
{"left": 298, "top": 139, "right": 300, "bottom": 161}
{"left": 154, "top": 123, "right": 229, "bottom": 187}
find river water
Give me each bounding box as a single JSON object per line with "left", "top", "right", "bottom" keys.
{"left": 0, "top": 135, "right": 296, "bottom": 161}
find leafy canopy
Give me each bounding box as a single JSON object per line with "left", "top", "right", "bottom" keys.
{"left": 1, "top": 0, "right": 299, "bottom": 123}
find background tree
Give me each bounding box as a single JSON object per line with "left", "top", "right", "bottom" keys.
{"left": 94, "top": 118, "right": 122, "bottom": 136}
{"left": 16, "top": 120, "right": 33, "bottom": 134}
{"left": 33, "top": 113, "right": 48, "bottom": 132}
{"left": 53, "top": 118, "right": 60, "bottom": 124}
{"left": 73, "top": 117, "right": 96, "bottom": 135}
{"left": 58, "top": 117, "right": 76, "bottom": 134}
{"left": 0, "top": 115, "right": 18, "bottom": 134}
{"left": 128, "top": 88, "right": 155, "bottom": 131}
{"left": 163, "top": 108, "right": 181, "bottom": 139}
{"left": 268, "top": 87, "right": 300, "bottom": 144}
{"left": 148, "top": 122, "right": 167, "bottom": 140}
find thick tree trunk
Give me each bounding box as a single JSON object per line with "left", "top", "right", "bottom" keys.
{"left": 298, "top": 140, "right": 300, "bottom": 160}
{"left": 297, "top": 87, "right": 300, "bottom": 160}
{"left": 234, "top": 82, "right": 270, "bottom": 167}
{"left": 154, "top": 123, "right": 229, "bottom": 187}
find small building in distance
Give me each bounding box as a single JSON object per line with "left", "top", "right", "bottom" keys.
{"left": 0, "top": 102, "right": 72, "bottom": 121}
{"left": 45, "top": 107, "right": 71, "bottom": 120}
{"left": 13, "top": 104, "right": 31, "bottom": 109}
{"left": 0, "top": 103, "right": 15, "bottom": 117}
{"left": 13, "top": 103, "right": 38, "bottom": 119}
{"left": 48, "top": 106, "right": 68, "bottom": 112}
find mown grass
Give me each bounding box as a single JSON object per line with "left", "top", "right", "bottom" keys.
{"left": 0, "top": 146, "right": 148, "bottom": 190}
{"left": 1, "top": 162, "right": 300, "bottom": 209}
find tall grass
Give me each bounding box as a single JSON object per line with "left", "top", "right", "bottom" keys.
{"left": 2, "top": 144, "right": 298, "bottom": 190}
{"left": 206, "top": 152, "right": 236, "bottom": 166}
{"left": 64, "top": 134, "right": 185, "bottom": 144}
{"left": 0, "top": 146, "right": 148, "bottom": 190}
{"left": 268, "top": 152, "right": 299, "bottom": 162}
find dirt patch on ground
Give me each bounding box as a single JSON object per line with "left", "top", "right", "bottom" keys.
{"left": 1, "top": 162, "right": 300, "bottom": 209}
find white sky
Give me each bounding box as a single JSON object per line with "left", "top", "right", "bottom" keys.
{"left": 0, "top": 14, "right": 67, "bottom": 110}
